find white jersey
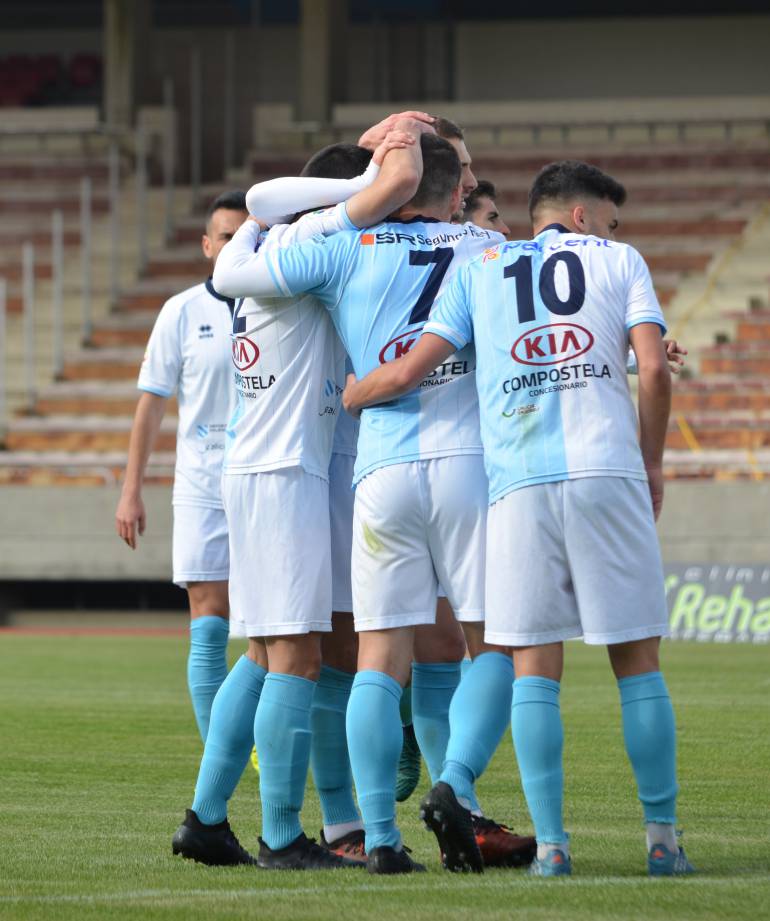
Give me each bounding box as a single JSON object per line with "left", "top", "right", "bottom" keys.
{"left": 138, "top": 280, "right": 237, "bottom": 509}
{"left": 425, "top": 224, "right": 666, "bottom": 504}
{"left": 332, "top": 358, "right": 360, "bottom": 457}
{"left": 265, "top": 218, "right": 505, "bottom": 483}
{"left": 215, "top": 207, "right": 354, "bottom": 479}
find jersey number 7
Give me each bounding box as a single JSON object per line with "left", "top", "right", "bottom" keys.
{"left": 408, "top": 248, "right": 454, "bottom": 325}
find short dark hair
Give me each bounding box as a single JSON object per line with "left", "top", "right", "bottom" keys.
{"left": 435, "top": 116, "right": 464, "bottom": 141}
{"left": 528, "top": 160, "right": 626, "bottom": 221}
{"left": 301, "top": 143, "right": 373, "bottom": 180}
{"left": 465, "top": 179, "right": 497, "bottom": 214}
{"left": 410, "top": 134, "right": 461, "bottom": 209}
{"left": 205, "top": 189, "right": 247, "bottom": 225}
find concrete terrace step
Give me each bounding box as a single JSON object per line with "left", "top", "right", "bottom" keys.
{"left": 0, "top": 450, "right": 174, "bottom": 486}
{"left": 667, "top": 415, "right": 770, "bottom": 450}
{"left": 467, "top": 148, "right": 770, "bottom": 174}
{"left": 663, "top": 449, "right": 770, "bottom": 479}
{"left": 0, "top": 193, "right": 109, "bottom": 215}
{"left": 144, "top": 251, "right": 210, "bottom": 279}
{"left": 33, "top": 379, "right": 172, "bottom": 415}
{"left": 495, "top": 184, "right": 770, "bottom": 207}
{"left": 672, "top": 376, "right": 770, "bottom": 412}
{"left": 5, "top": 414, "right": 177, "bottom": 452}
{"left": 0, "top": 158, "right": 109, "bottom": 181}
{"left": 90, "top": 326, "right": 154, "bottom": 347}
{"left": 481, "top": 168, "right": 770, "bottom": 188}
{"left": 61, "top": 347, "right": 145, "bottom": 381}
{"left": 117, "top": 278, "right": 206, "bottom": 311}
{"left": 731, "top": 311, "right": 770, "bottom": 341}
{"left": 245, "top": 145, "right": 770, "bottom": 176}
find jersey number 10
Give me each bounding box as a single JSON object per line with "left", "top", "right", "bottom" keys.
{"left": 504, "top": 251, "right": 586, "bottom": 324}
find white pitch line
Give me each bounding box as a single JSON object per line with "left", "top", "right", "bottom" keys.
{"left": 2, "top": 875, "right": 770, "bottom": 905}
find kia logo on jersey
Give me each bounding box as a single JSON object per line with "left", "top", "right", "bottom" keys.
{"left": 232, "top": 335, "right": 260, "bottom": 371}
{"left": 379, "top": 329, "right": 421, "bottom": 364}
{"left": 511, "top": 323, "right": 594, "bottom": 366}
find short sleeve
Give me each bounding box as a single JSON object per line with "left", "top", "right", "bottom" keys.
{"left": 623, "top": 246, "right": 666, "bottom": 334}
{"left": 266, "top": 231, "right": 349, "bottom": 305}
{"left": 137, "top": 299, "right": 182, "bottom": 397}
{"left": 423, "top": 266, "right": 474, "bottom": 350}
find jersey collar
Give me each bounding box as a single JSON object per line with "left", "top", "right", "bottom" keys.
{"left": 538, "top": 222, "right": 572, "bottom": 235}
{"left": 395, "top": 215, "right": 441, "bottom": 225}
{"left": 206, "top": 277, "right": 236, "bottom": 316}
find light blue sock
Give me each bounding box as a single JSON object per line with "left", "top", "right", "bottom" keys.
{"left": 460, "top": 657, "right": 472, "bottom": 680}
{"left": 191, "top": 655, "right": 266, "bottom": 824}
{"left": 346, "top": 670, "right": 403, "bottom": 852}
{"left": 511, "top": 676, "right": 566, "bottom": 845}
{"left": 310, "top": 666, "right": 360, "bottom": 827}
{"left": 440, "top": 652, "right": 514, "bottom": 806}
{"left": 188, "top": 616, "right": 229, "bottom": 741}
{"left": 618, "top": 671, "right": 679, "bottom": 825}
{"left": 254, "top": 672, "right": 315, "bottom": 851}
{"left": 412, "top": 661, "right": 461, "bottom": 784}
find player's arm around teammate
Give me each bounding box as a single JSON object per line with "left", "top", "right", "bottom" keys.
{"left": 213, "top": 118, "right": 432, "bottom": 302}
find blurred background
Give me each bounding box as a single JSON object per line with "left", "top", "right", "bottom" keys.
{"left": 0, "top": 0, "right": 767, "bottom": 641}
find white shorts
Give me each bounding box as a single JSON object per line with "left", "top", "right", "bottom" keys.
{"left": 223, "top": 468, "right": 332, "bottom": 638}
{"left": 352, "top": 455, "right": 487, "bottom": 632}
{"left": 329, "top": 452, "right": 355, "bottom": 613}
{"left": 484, "top": 477, "right": 670, "bottom": 647}
{"left": 172, "top": 504, "right": 229, "bottom": 587}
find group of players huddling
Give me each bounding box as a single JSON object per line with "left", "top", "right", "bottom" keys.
{"left": 116, "top": 111, "right": 695, "bottom": 877}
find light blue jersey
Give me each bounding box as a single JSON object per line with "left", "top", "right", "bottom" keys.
{"left": 424, "top": 224, "right": 666, "bottom": 504}
{"left": 263, "top": 215, "right": 504, "bottom": 483}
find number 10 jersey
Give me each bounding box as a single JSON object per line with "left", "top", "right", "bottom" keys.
{"left": 264, "top": 217, "right": 505, "bottom": 484}
{"left": 424, "top": 224, "right": 667, "bottom": 504}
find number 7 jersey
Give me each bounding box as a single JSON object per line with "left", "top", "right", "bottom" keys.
{"left": 264, "top": 216, "right": 505, "bottom": 483}
{"left": 424, "top": 223, "right": 667, "bottom": 504}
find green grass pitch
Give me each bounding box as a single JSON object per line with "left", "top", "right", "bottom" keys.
{"left": 1, "top": 634, "right": 768, "bottom": 920}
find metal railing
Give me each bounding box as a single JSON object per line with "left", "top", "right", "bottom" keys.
{"left": 0, "top": 279, "right": 6, "bottom": 445}
{"left": 0, "top": 108, "right": 181, "bottom": 438}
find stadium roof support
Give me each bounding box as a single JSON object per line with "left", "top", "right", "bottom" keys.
{"left": 298, "top": 0, "right": 347, "bottom": 124}
{"left": 103, "top": 0, "right": 150, "bottom": 130}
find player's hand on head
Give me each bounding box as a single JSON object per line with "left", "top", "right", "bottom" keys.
{"left": 372, "top": 129, "right": 416, "bottom": 166}
{"left": 358, "top": 111, "right": 435, "bottom": 150}
{"left": 115, "top": 493, "right": 147, "bottom": 550}
{"left": 646, "top": 465, "right": 664, "bottom": 520}
{"left": 663, "top": 338, "right": 688, "bottom": 374}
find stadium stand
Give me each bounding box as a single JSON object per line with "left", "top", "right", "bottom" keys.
{"left": 1, "top": 121, "right": 769, "bottom": 486}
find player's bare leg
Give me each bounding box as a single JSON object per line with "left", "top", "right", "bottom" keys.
{"left": 186, "top": 580, "right": 230, "bottom": 742}
{"left": 313, "top": 615, "right": 366, "bottom": 862}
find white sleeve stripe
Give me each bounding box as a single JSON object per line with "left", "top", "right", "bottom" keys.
{"left": 137, "top": 382, "right": 173, "bottom": 398}
{"left": 423, "top": 320, "right": 467, "bottom": 350}
{"left": 626, "top": 315, "right": 667, "bottom": 335}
